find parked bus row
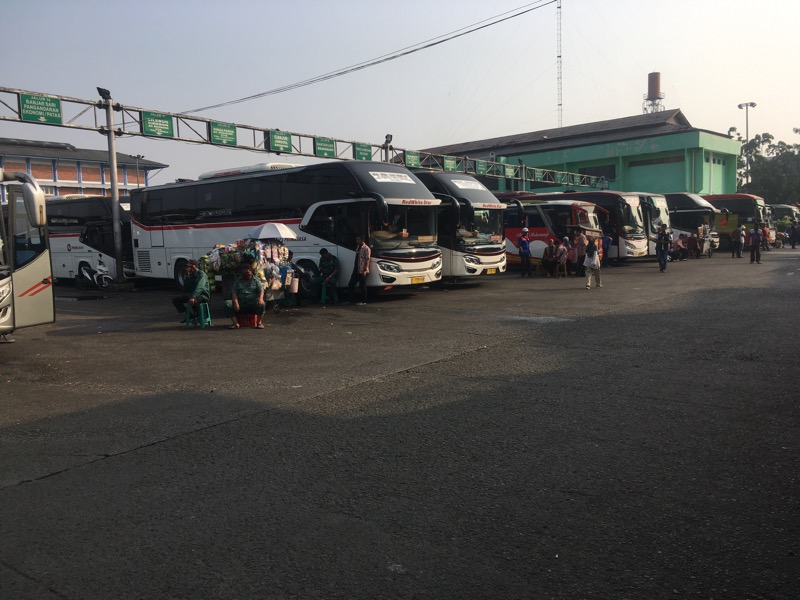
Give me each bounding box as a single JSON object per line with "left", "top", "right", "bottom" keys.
{"left": 39, "top": 157, "right": 784, "bottom": 297}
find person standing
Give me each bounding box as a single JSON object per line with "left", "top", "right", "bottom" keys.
{"left": 583, "top": 236, "right": 602, "bottom": 289}
{"left": 171, "top": 259, "right": 210, "bottom": 323}
{"left": 750, "top": 223, "right": 763, "bottom": 264}
{"left": 347, "top": 235, "right": 371, "bottom": 305}
{"left": 517, "top": 228, "right": 532, "bottom": 277}
{"left": 541, "top": 238, "right": 557, "bottom": 277}
{"left": 224, "top": 264, "right": 266, "bottom": 329}
{"left": 654, "top": 223, "right": 672, "bottom": 273}
{"left": 790, "top": 221, "right": 797, "bottom": 249}
{"left": 601, "top": 233, "right": 613, "bottom": 267}
{"left": 575, "top": 230, "right": 588, "bottom": 277}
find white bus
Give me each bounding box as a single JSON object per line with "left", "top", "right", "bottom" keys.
{"left": 414, "top": 172, "right": 506, "bottom": 279}
{"left": 639, "top": 193, "right": 672, "bottom": 257}
{"left": 129, "top": 161, "right": 443, "bottom": 293}
{"left": 0, "top": 170, "right": 55, "bottom": 338}
{"left": 46, "top": 195, "right": 134, "bottom": 283}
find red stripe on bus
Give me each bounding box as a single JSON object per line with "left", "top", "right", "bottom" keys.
{"left": 19, "top": 278, "right": 53, "bottom": 297}
{"left": 130, "top": 218, "right": 302, "bottom": 231}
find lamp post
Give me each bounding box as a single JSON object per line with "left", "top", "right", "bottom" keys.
{"left": 97, "top": 86, "right": 124, "bottom": 283}
{"left": 383, "top": 134, "right": 393, "bottom": 162}
{"left": 132, "top": 155, "right": 144, "bottom": 187}
{"left": 738, "top": 101, "right": 757, "bottom": 184}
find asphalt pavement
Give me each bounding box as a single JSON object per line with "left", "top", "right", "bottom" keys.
{"left": 2, "top": 250, "right": 799, "bottom": 599}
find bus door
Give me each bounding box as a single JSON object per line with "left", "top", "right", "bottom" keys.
{"left": 1, "top": 182, "right": 55, "bottom": 333}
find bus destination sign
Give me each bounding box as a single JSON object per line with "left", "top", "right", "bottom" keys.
{"left": 141, "top": 111, "right": 174, "bottom": 137}
{"left": 19, "top": 93, "right": 62, "bottom": 125}
{"left": 209, "top": 121, "right": 237, "bottom": 146}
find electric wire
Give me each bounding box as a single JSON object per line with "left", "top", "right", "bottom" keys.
{"left": 182, "top": 0, "right": 556, "bottom": 115}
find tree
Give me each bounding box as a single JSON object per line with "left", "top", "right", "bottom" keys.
{"left": 730, "top": 129, "right": 800, "bottom": 203}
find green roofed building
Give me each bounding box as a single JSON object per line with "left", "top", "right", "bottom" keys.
{"left": 423, "top": 109, "right": 741, "bottom": 195}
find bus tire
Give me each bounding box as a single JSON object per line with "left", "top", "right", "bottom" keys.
{"left": 297, "top": 260, "right": 319, "bottom": 302}
{"left": 174, "top": 259, "right": 188, "bottom": 290}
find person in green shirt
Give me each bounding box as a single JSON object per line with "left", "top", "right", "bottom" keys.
{"left": 171, "top": 259, "right": 210, "bottom": 323}
{"left": 224, "top": 264, "right": 266, "bottom": 329}
{"left": 314, "top": 248, "right": 339, "bottom": 300}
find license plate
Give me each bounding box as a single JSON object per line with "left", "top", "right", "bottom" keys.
{"left": 411, "top": 277, "right": 424, "bottom": 284}
{"left": 486, "top": 268, "right": 497, "bottom": 275}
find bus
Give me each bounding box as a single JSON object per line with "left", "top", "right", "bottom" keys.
{"left": 496, "top": 192, "right": 604, "bottom": 267}
{"left": 702, "top": 194, "right": 768, "bottom": 250}
{"left": 638, "top": 193, "right": 672, "bottom": 257}
{"left": 0, "top": 170, "right": 55, "bottom": 338}
{"left": 414, "top": 172, "right": 506, "bottom": 278}
{"left": 521, "top": 191, "right": 648, "bottom": 260}
{"left": 129, "top": 161, "right": 443, "bottom": 293}
{"left": 664, "top": 193, "right": 720, "bottom": 256}
{"left": 46, "top": 195, "right": 134, "bottom": 283}
{"left": 771, "top": 204, "right": 800, "bottom": 236}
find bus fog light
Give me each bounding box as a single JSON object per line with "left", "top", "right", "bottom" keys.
{"left": 378, "top": 261, "right": 402, "bottom": 273}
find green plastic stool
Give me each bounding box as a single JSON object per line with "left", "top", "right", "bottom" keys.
{"left": 321, "top": 279, "right": 338, "bottom": 304}
{"left": 186, "top": 302, "right": 212, "bottom": 329}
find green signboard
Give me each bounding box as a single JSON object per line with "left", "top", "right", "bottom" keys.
{"left": 19, "top": 93, "right": 62, "bottom": 125}
{"left": 443, "top": 156, "right": 457, "bottom": 172}
{"left": 504, "top": 165, "right": 516, "bottom": 179}
{"left": 475, "top": 160, "right": 488, "bottom": 175}
{"left": 141, "top": 111, "right": 174, "bottom": 137}
{"left": 354, "top": 143, "right": 372, "bottom": 161}
{"left": 268, "top": 130, "right": 292, "bottom": 153}
{"left": 209, "top": 121, "right": 237, "bottom": 146}
{"left": 314, "top": 137, "right": 336, "bottom": 158}
{"left": 405, "top": 151, "right": 420, "bottom": 168}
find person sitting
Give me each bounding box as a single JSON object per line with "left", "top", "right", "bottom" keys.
{"left": 686, "top": 233, "right": 701, "bottom": 258}
{"left": 541, "top": 239, "right": 557, "bottom": 277}
{"left": 171, "top": 259, "right": 210, "bottom": 324}
{"left": 670, "top": 234, "right": 689, "bottom": 261}
{"left": 224, "top": 264, "right": 265, "bottom": 329}
{"left": 314, "top": 248, "right": 339, "bottom": 302}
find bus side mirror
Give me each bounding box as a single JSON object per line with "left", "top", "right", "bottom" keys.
{"left": 2, "top": 170, "right": 46, "bottom": 228}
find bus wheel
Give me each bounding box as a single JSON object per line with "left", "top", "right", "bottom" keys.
{"left": 173, "top": 259, "right": 187, "bottom": 290}
{"left": 297, "top": 261, "right": 319, "bottom": 302}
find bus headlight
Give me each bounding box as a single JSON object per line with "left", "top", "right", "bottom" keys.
{"left": 377, "top": 261, "right": 402, "bottom": 273}
{"left": 432, "top": 258, "right": 442, "bottom": 269}
{"left": 463, "top": 255, "right": 480, "bottom": 265}
{"left": 624, "top": 241, "right": 637, "bottom": 250}
{"left": 0, "top": 282, "right": 10, "bottom": 304}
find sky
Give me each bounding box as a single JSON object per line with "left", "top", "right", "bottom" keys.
{"left": 1, "top": 0, "right": 798, "bottom": 183}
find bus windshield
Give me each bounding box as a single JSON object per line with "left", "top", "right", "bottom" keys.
{"left": 621, "top": 197, "right": 646, "bottom": 237}
{"left": 577, "top": 208, "right": 602, "bottom": 231}
{"left": 372, "top": 204, "right": 439, "bottom": 250}
{"left": 648, "top": 196, "right": 670, "bottom": 230}
{"left": 456, "top": 208, "right": 504, "bottom": 246}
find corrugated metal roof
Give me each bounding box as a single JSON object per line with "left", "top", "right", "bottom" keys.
{"left": 0, "top": 137, "right": 168, "bottom": 169}
{"left": 423, "top": 109, "right": 710, "bottom": 157}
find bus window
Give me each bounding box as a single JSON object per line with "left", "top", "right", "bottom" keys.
{"left": 335, "top": 203, "right": 364, "bottom": 250}
{"left": 162, "top": 186, "right": 197, "bottom": 224}
{"left": 303, "top": 205, "right": 336, "bottom": 243}
{"left": 13, "top": 197, "right": 47, "bottom": 269}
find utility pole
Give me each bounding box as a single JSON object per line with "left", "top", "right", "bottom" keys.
{"left": 97, "top": 87, "right": 124, "bottom": 284}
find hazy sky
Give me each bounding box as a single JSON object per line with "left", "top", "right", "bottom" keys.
{"left": 2, "top": 0, "right": 797, "bottom": 182}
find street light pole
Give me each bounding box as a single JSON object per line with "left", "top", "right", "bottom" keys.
{"left": 132, "top": 154, "right": 144, "bottom": 187}
{"left": 97, "top": 87, "right": 124, "bottom": 284}
{"left": 738, "top": 101, "right": 757, "bottom": 184}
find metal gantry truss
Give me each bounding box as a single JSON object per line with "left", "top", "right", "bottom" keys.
{"left": 0, "top": 86, "right": 600, "bottom": 188}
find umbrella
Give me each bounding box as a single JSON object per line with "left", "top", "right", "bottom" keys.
{"left": 246, "top": 222, "right": 298, "bottom": 241}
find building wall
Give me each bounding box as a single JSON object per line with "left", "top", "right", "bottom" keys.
{"left": 493, "top": 130, "right": 741, "bottom": 196}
